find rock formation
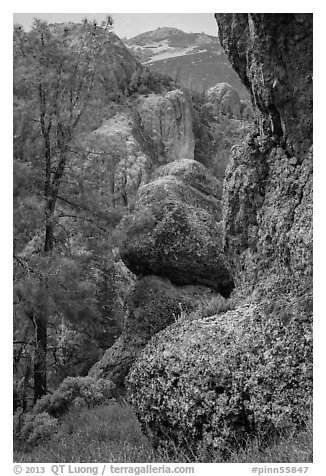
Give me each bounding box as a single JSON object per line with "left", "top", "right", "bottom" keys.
{"left": 90, "top": 87, "right": 198, "bottom": 207}
{"left": 128, "top": 285, "right": 312, "bottom": 455}
{"left": 127, "top": 14, "right": 313, "bottom": 459}
{"left": 216, "top": 14, "right": 312, "bottom": 159}
{"left": 90, "top": 158, "right": 233, "bottom": 389}
{"left": 119, "top": 159, "right": 233, "bottom": 295}
{"left": 99, "top": 31, "right": 143, "bottom": 97}
{"left": 216, "top": 13, "right": 313, "bottom": 290}
{"left": 205, "top": 82, "right": 242, "bottom": 119}
{"left": 137, "top": 90, "right": 195, "bottom": 162}
{"left": 89, "top": 275, "right": 217, "bottom": 387}
{"left": 91, "top": 113, "right": 153, "bottom": 208}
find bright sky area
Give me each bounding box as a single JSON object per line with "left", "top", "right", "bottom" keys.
{"left": 13, "top": 13, "right": 219, "bottom": 38}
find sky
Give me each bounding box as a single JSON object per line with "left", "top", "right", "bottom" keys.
{"left": 13, "top": 13, "right": 219, "bottom": 38}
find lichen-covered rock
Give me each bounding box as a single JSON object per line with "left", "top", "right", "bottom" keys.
{"left": 137, "top": 90, "right": 195, "bottom": 162}
{"left": 89, "top": 275, "right": 217, "bottom": 387}
{"left": 119, "top": 160, "right": 233, "bottom": 295}
{"left": 127, "top": 280, "right": 312, "bottom": 457}
{"left": 205, "top": 82, "right": 242, "bottom": 119}
{"left": 215, "top": 14, "right": 313, "bottom": 158}
{"left": 152, "top": 158, "right": 223, "bottom": 201}
{"left": 223, "top": 141, "right": 312, "bottom": 291}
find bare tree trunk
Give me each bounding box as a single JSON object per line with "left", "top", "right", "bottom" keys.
{"left": 33, "top": 312, "right": 47, "bottom": 403}
{"left": 44, "top": 198, "right": 56, "bottom": 253}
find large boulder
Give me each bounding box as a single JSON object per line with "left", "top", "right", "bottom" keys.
{"left": 119, "top": 159, "right": 233, "bottom": 296}
{"left": 152, "top": 158, "right": 223, "bottom": 200}
{"left": 136, "top": 89, "right": 195, "bottom": 162}
{"left": 89, "top": 275, "right": 217, "bottom": 387}
{"left": 205, "top": 82, "right": 242, "bottom": 119}
{"left": 127, "top": 280, "right": 312, "bottom": 457}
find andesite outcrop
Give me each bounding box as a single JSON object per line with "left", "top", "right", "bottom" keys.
{"left": 216, "top": 13, "right": 313, "bottom": 290}
{"left": 91, "top": 158, "right": 234, "bottom": 387}
{"left": 89, "top": 275, "right": 218, "bottom": 387}
{"left": 205, "top": 82, "right": 242, "bottom": 119}
{"left": 137, "top": 90, "right": 195, "bottom": 163}
{"left": 91, "top": 88, "right": 198, "bottom": 207}
{"left": 119, "top": 159, "right": 233, "bottom": 295}
{"left": 216, "top": 14, "right": 312, "bottom": 159}
{"left": 127, "top": 14, "right": 313, "bottom": 458}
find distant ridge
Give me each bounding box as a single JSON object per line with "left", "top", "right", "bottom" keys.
{"left": 125, "top": 27, "right": 249, "bottom": 97}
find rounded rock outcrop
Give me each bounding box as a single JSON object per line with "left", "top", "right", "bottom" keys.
{"left": 152, "top": 158, "right": 223, "bottom": 201}
{"left": 127, "top": 282, "right": 312, "bottom": 457}
{"left": 89, "top": 275, "right": 218, "bottom": 387}
{"left": 119, "top": 159, "right": 233, "bottom": 296}
{"left": 205, "top": 82, "right": 242, "bottom": 119}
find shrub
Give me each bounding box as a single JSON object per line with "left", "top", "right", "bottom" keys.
{"left": 33, "top": 376, "right": 117, "bottom": 418}
{"left": 17, "top": 377, "right": 117, "bottom": 449}
{"left": 128, "top": 68, "right": 177, "bottom": 95}
{"left": 20, "top": 412, "right": 59, "bottom": 445}
{"left": 14, "top": 402, "right": 312, "bottom": 463}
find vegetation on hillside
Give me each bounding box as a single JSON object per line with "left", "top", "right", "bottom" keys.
{"left": 13, "top": 14, "right": 183, "bottom": 416}
{"left": 14, "top": 402, "right": 312, "bottom": 463}
{"left": 13, "top": 17, "right": 132, "bottom": 410}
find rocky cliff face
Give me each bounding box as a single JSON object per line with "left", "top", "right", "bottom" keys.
{"left": 127, "top": 14, "right": 313, "bottom": 459}
{"left": 102, "top": 32, "right": 143, "bottom": 95}
{"left": 93, "top": 113, "right": 153, "bottom": 207}
{"left": 89, "top": 88, "right": 197, "bottom": 208}
{"left": 215, "top": 14, "right": 313, "bottom": 292}
{"left": 216, "top": 14, "right": 312, "bottom": 158}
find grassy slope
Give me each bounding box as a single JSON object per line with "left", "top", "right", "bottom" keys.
{"left": 147, "top": 52, "right": 249, "bottom": 98}
{"left": 14, "top": 402, "right": 312, "bottom": 463}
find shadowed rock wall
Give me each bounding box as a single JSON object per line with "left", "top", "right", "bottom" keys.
{"left": 216, "top": 14, "right": 312, "bottom": 158}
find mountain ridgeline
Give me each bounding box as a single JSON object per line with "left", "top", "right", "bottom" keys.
{"left": 13, "top": 15, "right": 312, "bottom": 463}
{"left": 125, "top": 27, "right": 249, "bottom": 97}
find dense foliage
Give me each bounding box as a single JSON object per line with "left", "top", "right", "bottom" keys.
{"left": 15, "top": 376, "right": 116, "bottom": 446}
{"left": 14, "top": 402, "right": 312, "bottom": 463}
{"left": 13, "top": 17, "right": 134, "bottom": 408}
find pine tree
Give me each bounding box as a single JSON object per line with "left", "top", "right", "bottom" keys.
{"left": 13, "top": 17, "right": 114, "bottom": 402}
